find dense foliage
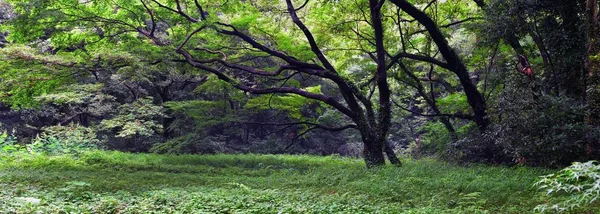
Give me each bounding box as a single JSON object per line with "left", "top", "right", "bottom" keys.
{"left": 0, "top": 0, "right": 595, "bottom": 167}
{"left": 0, "top": 0, "right": 600, "bottom": 211}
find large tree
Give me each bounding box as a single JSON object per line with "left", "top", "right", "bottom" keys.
{"left": 3, "top": 0, "right": 488, "bottom": 167}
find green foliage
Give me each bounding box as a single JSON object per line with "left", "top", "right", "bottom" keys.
{"left": 420, "top": 121, "right": 451, "bottom": 154}
{"left": 0, "top": 151, "right": 563, "bottom": 213}
{"left": 245, "top": 86, "right": 323, "bottom": 120}
{"left": 100, "top": 98, "right": 165, "bottom": 138}
{"left": 35, "top": 84, "right": 113, "bottom": 106}
{"left": 534, "top": 161, "right": 600, "bottom": 213}
{"left": 436, "top": 93, "right": 470, "bottom": 114}
{"left": 150, "top": 134, "right": 226, "bottom": 154}
{"left": 165, "top": 100, "right": 235, "bottom": 132}
{"left": 0, "top": 45, "right": 72, "bottom": 108}
{"left": 0, "top": 131, "right": 20, "bottom": 153}
{"left": 58, "top": 181, "right": 94, "bottom": 202}
{"left": 28, "top": 124, "right": 102, "bottom": 155}
{"left": 193, "top": 77, "right": 245, "bottom": 101}
{"left": 420, "top": 121, "right": 476, "bottom": 156}
{"left": 498, "top": 94, "right": 592, "bottom": 166}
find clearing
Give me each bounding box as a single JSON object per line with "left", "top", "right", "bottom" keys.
{"left": 0, "top": 151, "right": 565, "bottom": 213}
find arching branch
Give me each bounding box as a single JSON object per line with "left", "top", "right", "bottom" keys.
{"left": 176, "top": 48, "right": 355, "bottom": 118}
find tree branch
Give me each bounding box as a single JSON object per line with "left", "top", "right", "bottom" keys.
{"left": 409, "top": 17, "right": 479, "bottom": 36}
{"left": 140, "top": 0, "right": 156, "bottom": 36}
{"left": 150, "top": 0, "right": 199, "bottom": 23}
{"left": 387, "top": 51, "right": 450, "bottom": 71}
{"left": 176, "top": 48, "right": 355, "bottom": 118}
{"left": 285, "top": 0, "right": 337, "bottom": 73}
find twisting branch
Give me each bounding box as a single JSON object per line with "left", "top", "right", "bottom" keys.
{"left": 390, "top": 0, "right": 489, "bottom": 131}
{"left": 423, "top": 0, "right": 437, "bottom": 11}
{"left": 216, "top": 23, "right": 304, "bottom": 65}
{"left": 151, "top": 0, "right": 199, "bottom": 23}
{"left": 176, "top": 25, "right": 209, "bottom": 50}
{"left": 193, "top": 0, "right": 207, "bottom": 20}
{"left": 293, "top": 0, "right": 310, "bottom": 11}
{"left": 217, "top": 20, "right": 369, "bottom": 121}
{"left": 387, "top": 51, "right": 450, "bottom": 71}
{"left": 176, "top": 48, "right": 355, "bottom": 117}
{"left": 285, "top": 0, "right": 337, "bottom": 73}
{"left": 217, "top": 61, "right": 294, "bottom": 77}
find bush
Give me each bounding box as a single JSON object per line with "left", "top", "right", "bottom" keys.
{"left": 150, "top": 134, "right": 227, "bottom": 154}
{"left": 419, "top": 121, "right": 451, "bottom": 155}
{"left": 534, "top": 161, "right": 600, "bottom": 212}
{"left": 0, "top": 131, "right": 21, "bottom": 153}
{"left": 28, "top": 124, "right": 103, "bottom": 155}
{"left": 448, "top": 91, "right": 597, "bottom": 167}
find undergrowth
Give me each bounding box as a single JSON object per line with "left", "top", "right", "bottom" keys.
{"left": 0, "top": 151, "right": 589, "bottom": 213}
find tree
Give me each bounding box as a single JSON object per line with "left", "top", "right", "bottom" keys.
{"left": 3, "top": 0, "right": 491, "bottom": 167}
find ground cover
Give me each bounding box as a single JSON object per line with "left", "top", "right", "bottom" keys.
{"left": 0, "top": 151, "right": 581, "bottom": 213}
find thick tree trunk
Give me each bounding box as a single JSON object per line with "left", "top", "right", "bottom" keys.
{"left": 363, "top": 139, "right": 386, "bottom": 168}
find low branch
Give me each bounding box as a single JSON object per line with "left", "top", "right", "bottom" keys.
{"left": 177, "top": 48, "right": 355, "bottom": 118}
{"left": 387, "top": 51, "right": 450, "bottom": 70}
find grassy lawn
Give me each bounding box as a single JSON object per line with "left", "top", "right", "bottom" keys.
{"left": 0, "top": 151, "right": 573, "bottom": 213}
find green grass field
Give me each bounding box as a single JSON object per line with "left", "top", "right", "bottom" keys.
{"left": 0, "top": 151, "right": 577, "bottom": 213}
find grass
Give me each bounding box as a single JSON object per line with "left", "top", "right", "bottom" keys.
{"left": 0, "top": 150, "right": 581, "bottom": 213}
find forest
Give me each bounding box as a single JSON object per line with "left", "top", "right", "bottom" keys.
{"left": 0, "top": 0, "right": 599, "bottom": 212}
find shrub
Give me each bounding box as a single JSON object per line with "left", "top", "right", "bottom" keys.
{"left": 0, "top": 131, "right": 21, "bottom": 153}
{"left": 28, "top": 124, "right": 103, "bottom": 155}
{"left": 150, "top": 134, "right": 227, "bottom": 154}
{"left": 534, "top": 161, "right": 600, "bottom": 212}
{"left": 448, "top": 93, "right": 596, "bottom": 167}
{"left": 419, "top": 121, "right": 451, "bottom": 155}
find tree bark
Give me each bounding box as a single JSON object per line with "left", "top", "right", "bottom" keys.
{"left": 363, "top": 139, "right": 386, "bottom": 168}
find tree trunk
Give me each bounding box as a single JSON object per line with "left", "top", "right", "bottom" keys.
{"left": 440, "top": 117, "right": 458, "bottom": 141}
{"left": 390, "top": 0, "right": 489, "bottom": 131}
{"left": 385, "top": 141, "right": 402, "bottom": 167}
{"left": 363, "top": 139, "right": 386, "bottom": 168}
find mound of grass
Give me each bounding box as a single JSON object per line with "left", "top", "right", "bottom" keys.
{"left": 0, "top": 151, "right": 580, "bottom": 213}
